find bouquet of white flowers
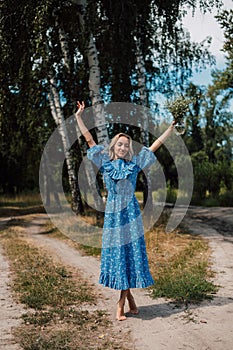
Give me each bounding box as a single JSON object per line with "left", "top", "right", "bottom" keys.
{"left": 165, "top": 95, "right": 192, "bottom": 135}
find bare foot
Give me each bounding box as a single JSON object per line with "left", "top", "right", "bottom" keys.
{"left": 127, "top": 292, "right": 139, "bottom": 315}
{"left": 116, "top": 300, "right": 127, "bottom": 321}
{"left": 116, "top": 290, "right": 128, "bottom": 321}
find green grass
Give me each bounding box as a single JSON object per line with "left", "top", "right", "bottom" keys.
{"left": 0, "top": 194, "right": 219, "bottom": 309}
{"left": 146, "top": 228, "right": 219, "bottom": 304}
{"left": 152, "top": 260, "right": 218, "bottom": 304}
{"left": 0, "top": 192, "right": 42, "bottom": 207}
{"left": 46, "top": 206, "right": 219, "bottom": 305}
{"left": 3, "top": 235, "right": 93, "bottom": 309}
{"left": 1, "top": 228, "right": 131, "bottom": 350}
{"left": 0, "top": 193, "right": 45, "bottom": 218}
{"left": 79, "top": 244, "right": 102, "bottom": 257}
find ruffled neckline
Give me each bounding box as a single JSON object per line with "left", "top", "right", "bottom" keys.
{"left": 102, "top": 158, "right": 137, "bottom": 180}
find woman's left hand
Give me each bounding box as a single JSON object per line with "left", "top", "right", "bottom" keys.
{"left": 76, "top": 101, "right": 85, "bottom": 117}
{"left": 169, "top": 120, "right": 176, "bottom": 129}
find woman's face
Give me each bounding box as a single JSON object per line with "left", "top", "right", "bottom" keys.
{"left": 114, "top": 136, "right": 130, "bottom": 159}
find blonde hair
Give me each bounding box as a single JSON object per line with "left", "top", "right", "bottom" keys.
{"left": 109, "top": 133, "right": 134, "bottom": 161}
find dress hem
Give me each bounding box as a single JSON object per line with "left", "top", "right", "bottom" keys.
{"left": 99, "top": 273, "right": 154, "bottom": 290}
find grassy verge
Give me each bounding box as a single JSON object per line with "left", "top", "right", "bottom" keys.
{"left": 0, "top": 228, "right": 130, "bottom": 350}
{"left": 0, "top": 193, "right": 219, "bottom": 306}
{"left": 0, "top": 193, "right": 44, "bottom": 217}
{"left": 0, "top": 192, "right": 42, "bottom": 207}
{"left": 146, "top": 221, "right": 218, "bottom": 304}
{"left": 42, "top": 221, "right": 102, "bottom": 258}
{"left": 48, "top": 215, "right": 219, "bottom": 305}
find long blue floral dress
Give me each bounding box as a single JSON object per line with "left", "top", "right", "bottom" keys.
{"left": 87, "top": 144, "right": 156, "bottom": 290}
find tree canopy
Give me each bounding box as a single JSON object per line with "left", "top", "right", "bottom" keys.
{"left": 0, "top": 0, "right": 232, "bottom": 207}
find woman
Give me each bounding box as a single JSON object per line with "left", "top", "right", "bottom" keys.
{"left": 76, "top": 101, "right": 175, "bottom": 321}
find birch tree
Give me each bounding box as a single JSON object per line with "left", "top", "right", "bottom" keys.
{"left": 48, "top": 76, "right": 84, "bottom": 214}
{"left": 135, "top": 41, "right": 154, "bottom": 215}
{"left": 0, "top": 0, "right": 225, "bottom": 198}
{"left": 52, "top": 2, "right": 106, "bottom": 216}
{"left": 76, "top": 0, "right": 109, "bottom": 146}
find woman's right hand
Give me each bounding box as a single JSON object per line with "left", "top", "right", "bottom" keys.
{"left": 76, "top": 101, "right": 85, "bottom": 117}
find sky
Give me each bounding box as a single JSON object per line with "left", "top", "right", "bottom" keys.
{"left": 183, "top": 0, "right": 232, "bottom": 85}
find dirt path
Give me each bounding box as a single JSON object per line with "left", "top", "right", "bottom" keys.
{"left": 0, "top": 219, "right": 23, "bottom": 350}
{"left": 1, "top": 207, "right": 233, "bottom": 350}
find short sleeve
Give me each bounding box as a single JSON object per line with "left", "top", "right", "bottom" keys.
{"left": 87, "top": 145, "right": 109, "bottom": 169}
{"left": 133, "top": 146, "right": 156, "bottom": 170}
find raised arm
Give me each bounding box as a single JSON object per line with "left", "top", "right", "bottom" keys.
{"left": 75, "top": 101, "right": 96, "bottom": 148}
{"left": 149, "top": 122, "right": 175, "bottom": 153}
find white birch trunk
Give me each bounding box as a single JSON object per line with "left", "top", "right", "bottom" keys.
{"left": 58, "top": 27, "right": 71, "bottom": 73}
{"left": 136, "top": 44, "right": 153, "bottom": 217}
{"left": 76, "top": 0, "right": 109, "bottom": 146}
{"left": 74, "top": 0, "right": 108, "bottom": 221}
{"left": 48, "top": 77, "right": 83, "bottom": 214}
{"left": 87, "top": 34, "right": 109, "bottom": 145}
{"left": 54, "top": 8, "right": 105, "bottom": 215}
{"left": 136, "top": 46, "right": 149, "bottom": 146}
{"left": 74, "top": 117, "right": 104, "bottom": 216}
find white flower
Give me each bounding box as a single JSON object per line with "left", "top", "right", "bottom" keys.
{"left": 165, "top": 95, "right": 192, "bottom": 121}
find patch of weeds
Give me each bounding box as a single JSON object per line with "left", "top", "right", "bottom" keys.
{"left": 15, "top": 324, "right": 128, "bottom": 350}
{"left": 22, "top": 308, "right": 110, "bottom": 328}
{"left": 14, "top": 327, "right": 83, "bottom": 350}
{"left": 15, "top": 309, "right": 125, "bottom": 350}
{"left": 79, "top": 244, "right": 101, "bottom": 257}
{"left": 3, "top": 230, "right": 132, "bottom": 350}
{"left": 152, "top": 262, "right": 218, "bottom": 303}
{"left": 3, "top": 235, "right": 94, "bottom": 309}
{"left": 22, "top": 311, "right": 54, "bottom": 326}
{"left": 146, "top": 225, "right": 219, "bottom": 304}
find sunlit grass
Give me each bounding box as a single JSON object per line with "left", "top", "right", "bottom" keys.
{"left": 46, "top": 209, "right": 219, "bottom": 304}
{"left": 0, "top": 193, "right": 219, "bottom": 306}
{"left": 146, "top": 222, "right": 218, "bottom": 304}
{"left": 1, "top": 228, "right": 131, "bottom": 350}
{"left": 0, "top": 192, "right": 42, "bottom": 207}
{"left": 2, "top": 231, "right": 95, "bottom": 309}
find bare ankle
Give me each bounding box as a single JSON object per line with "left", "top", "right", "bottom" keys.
{"left": 127, "top": 292, "right": 139, "bottom": 315}
{"left": 116, "top": 290, "right": 129, "bottom": 321}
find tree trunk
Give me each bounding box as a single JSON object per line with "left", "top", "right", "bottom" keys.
{"left": 74, "top": 115, "right": 105, "bottom": 223}
{"left": 87, "top": 34, "right": 109, "bottom": 146}
{"left": 58, "top": 26, "right": 71, "bottom": 73}
{"left": 76, "top": 0, "right": 109, "bottom": 222}
{"left": 53, "top": 11, "right": 105, "bottom": 217}
{"left": 136, "top": 43, "right": 153, "bottom": 232}
{"left": 43, "top": 150, "right": 62, "bottom": 209}
{"left": 136, "top": 43, "right": 153, "bottom": 223}
{"left": 48, "top": 77, "right": 84, "bottom": 214}
{"left": 77, "top": 0, "right": 109, "bottom": 146}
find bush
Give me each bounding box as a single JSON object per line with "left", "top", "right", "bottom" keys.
{"left": 153, "top": 187, "right": 177, "bottom": 204}
{"left": 203, "top": 197, "right": 220, "bottom": 207}
{"left": 219, "top": 191, "right": 233, "bottom": 206}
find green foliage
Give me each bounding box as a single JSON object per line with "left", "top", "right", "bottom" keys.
{"left": 182, "top": 67, "right": 232, "bottom": 204}
{"left": 2, "top": 226, "right": 129, "bottom": 350}
{"left": 219, "top": 190, "right": 233, "bottom": 206}
{"left": 4, "top": 237, "right": 94, "bottom": 309}
{"left": 151, "top": 240, "right": 218, "bottom": 303}
{"left": 153, "top": 263, "right": 218, "bottom": 303}
{"left": 0, "top": 0, "right": 230, "bottom": 203}
{"left": 216, "top": 9, "right": 233, "bottom": 63}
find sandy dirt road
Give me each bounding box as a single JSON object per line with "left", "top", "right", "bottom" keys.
{"left": 0, "top": 206, "right": 233, "bottom": 350}
{"left": 0, "top": 217, "right": 23, "bottom": 350}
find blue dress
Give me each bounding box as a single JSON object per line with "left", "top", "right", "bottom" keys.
{"left": 87, "top": 144, "right": 156, "bottom": 290}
